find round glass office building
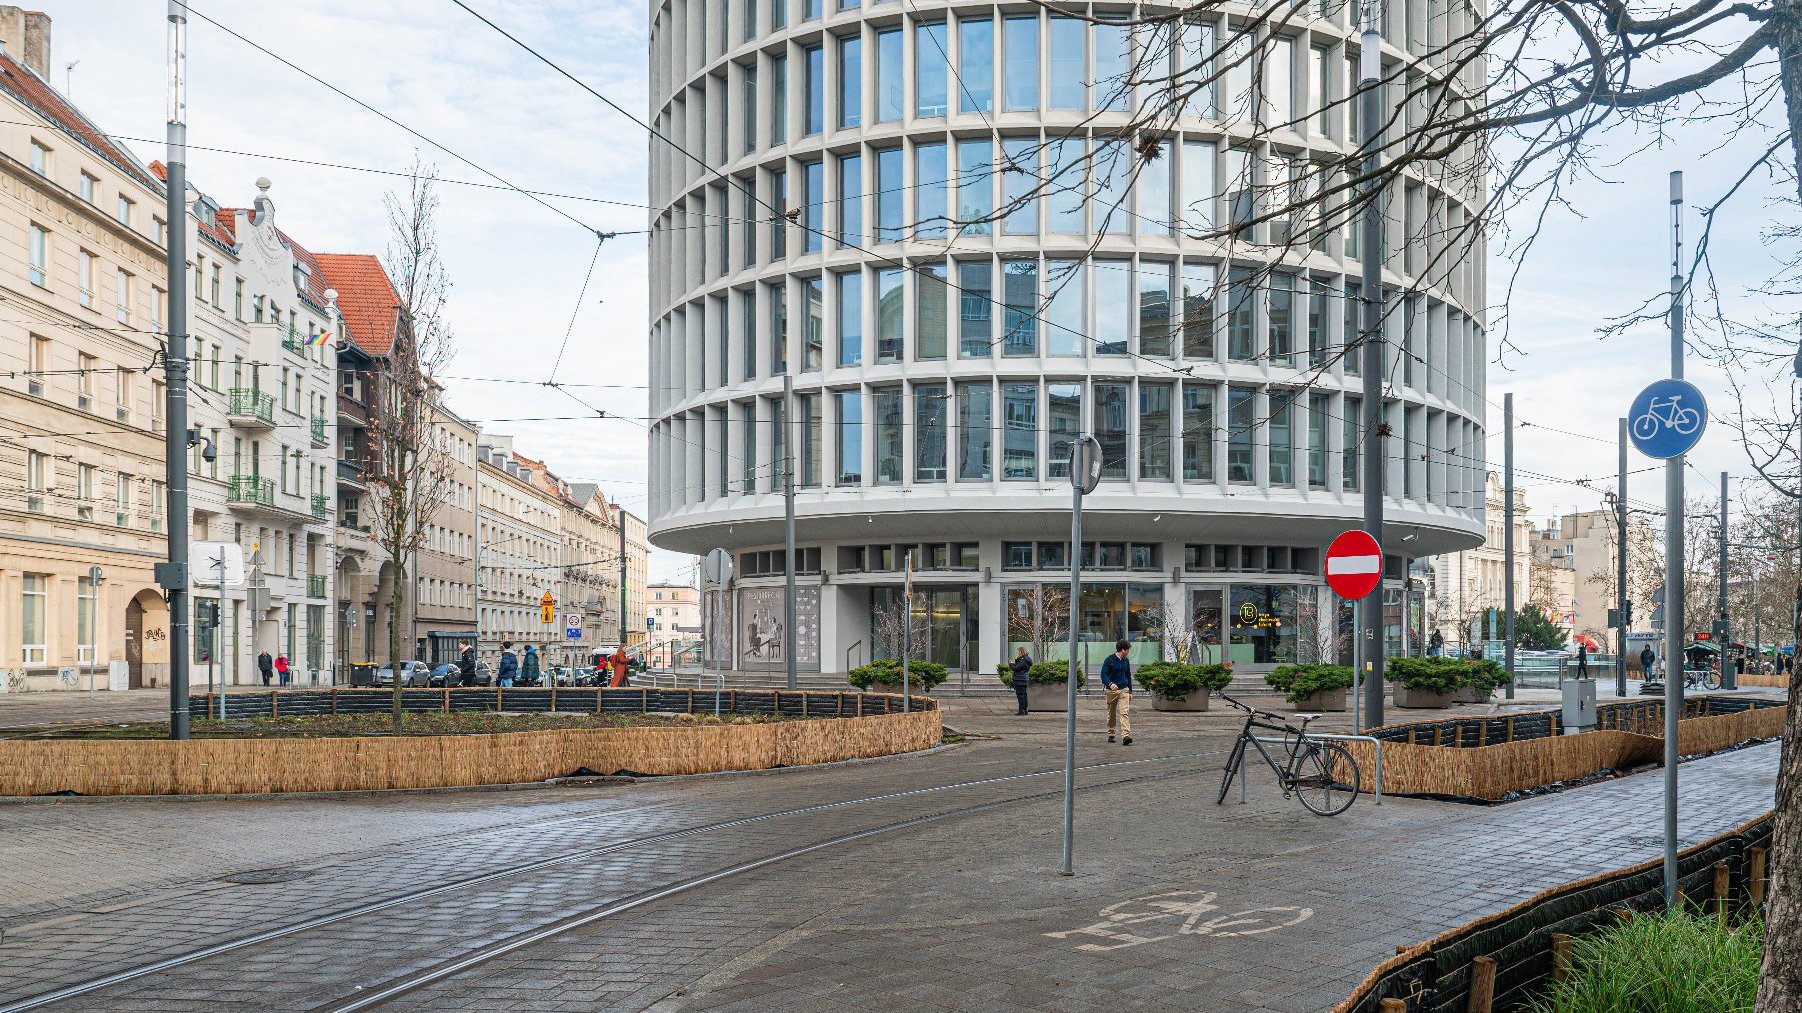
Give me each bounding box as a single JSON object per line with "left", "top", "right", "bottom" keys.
{"left": 647, "top": 0, "right": 1486, "bottom": 675}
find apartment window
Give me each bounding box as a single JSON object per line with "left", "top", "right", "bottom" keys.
{"left": 957, "top": 380, "right": 993, "bottom": 480}
{"left": 77, "top": 250, "right": 96, "bottom": 308}
{"left": 837, "top": 270, "right": 862, "bottom": 367}
{"left": 915, "top": 22, "right": 947, "bottom": 117}
{"left": 116, "top": 269, "right": 133, "bottom": 324}
{"left": 151, "top": 286, "right": 165, "bottom": 334}
{"left": 79, "top": 171, "right": 97, "bottom": 203}
{"left": 1140, "top": 382, "right": 1173, "bottom": 480}
{"left": 77, "top": 353, "right": 95, "bottom": 409}
{"left": 234, "top": 278, "right": 244, "bottom": 319}
{"left": 116, "top": 471, "right": 131, "bottom": 526}
{"left": 150, "top": 479, "right": 165, "bottom": 531}
{"left": 837, "top": 154, "right": 862, "bottom": 246}
{"left": 958, "top": 17, "right": 993, "bottom": 113}
{"left": 77, "top": 463, "right": 96, "bottom": 519}
{"left": 28, "top": 335, "right": 47, "bottom": 396}
{"left": 838, "top": 36, "right": 862, "bottom": 129}
{"left": 114, "top": 367, "right": 131, "bottom": 421}
{"left": 210, "top": 264, "right": 222, "bottom": 305}
{"left": 153, "top": 216, "right": 167, "bottom": 246}
{"left": 117, "top": 194, "right": 135, "bottom": 227}
{"left": 837, "top": 390, "right": 863, "bottom": 484}
{"left": 1182, "top": 382, "right": 1214, "bottom": 482}
{"left": 28, "top": 139, "right": 48, "bottom": 175}
{"left": 1227, "top": 387, "right": 1254, "bottom": 483}
{"left": 26, "top": 450, "right": 47, "bottom": 511}
{"left": 22, "top": 574, "right": 47, "bottom": 664}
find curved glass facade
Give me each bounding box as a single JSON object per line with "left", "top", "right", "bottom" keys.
{"left": 649, "top": 0, "right": 1485, "bottom": 672}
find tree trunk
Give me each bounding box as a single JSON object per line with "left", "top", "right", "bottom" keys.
{"left": 1757, "top": 15, "right": 1802, "bottom": 1011}
{"left": 389, "top": 552, "right": 405, "bottom": 729}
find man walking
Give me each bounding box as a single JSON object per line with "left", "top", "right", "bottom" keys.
{"left": 1009, "top": 647, "right": 1033, "bottom": 715}
{"left": 1100, "top": 639, "right": 1133, "bottom": 746}
{"left": 458, "top": 641, "right": 476, "bottom": 687}
{"left": 257, "top": 650, "right": 274, "bottom": 687}
{"left": 497, "top": 641, "right": 519, "bottom": 688}
{"left": 1576, "top": 640, "right": 1589, "bottom": 678}
{"left": 1639, "top": 643, "right": 1657, "bottom": 682}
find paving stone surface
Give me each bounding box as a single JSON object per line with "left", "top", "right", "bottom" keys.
{"left": 0, "top": 693, "right": 1779, "bottom": 1013}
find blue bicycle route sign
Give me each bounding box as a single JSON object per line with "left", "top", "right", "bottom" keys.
{"left": 1628, "top": 378, "right": 1707, "bottom": 459}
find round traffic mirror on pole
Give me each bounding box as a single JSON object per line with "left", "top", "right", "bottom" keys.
{"left": 1071, "top": 435, "right": 1103, "bottom": 496}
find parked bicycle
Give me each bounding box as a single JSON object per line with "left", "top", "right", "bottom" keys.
{"left": 1683, "top": 667, "right": 1722, "bottom": 691}
{"left": 1216, "top": 694, "right": 1361, "bottom": 816}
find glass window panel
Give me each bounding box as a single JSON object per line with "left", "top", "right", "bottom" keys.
{"left": 875, "top": 147, "right": 904, "bottom": 242}
{"left": 837, "top": 270, "right": 862, "bottom": 367}
{"left": 1047, "top": 137, "right": 1084, "bottom": 235}
{"left": 802, "top": 275, "right": 824, "bottom": 369}
{"left": 802, "top": 160, "right": 824, "bottom": 252}
{"left": 770, "top": 395, "right": 787, "bottom": 487}
{"left": 1343, "top": 395, "right": 1361, "bottom": 492}
{"left": 1229, "top": 584, "right": 1301, "bottom": 664}
{"left": 1140, "top": 382, "right": 1172, "bottom": 480}
{"left": 1181, "top": 141, "right": 1215, "bottom": 232}
{"left": 805, "top": 0, "right": 820, "bottom": 19}
{"left": 958, "top": 17, "right": 993, "bottom": 113}
{"left": 1045, "top": 260, "right": 1085, "bottom": 357}
{"left": 916, "top": 262, "right": 948, "bottom": 359}
{"left": 1227, "top": 266, "right": 1257, "bottom": 361}
{"left": 876, "top": 267, "right": 904, "bottom": 362}
{"left": 1345, "top": 282, "right": 1362, "bottom": 374}
{"left": 1094, "top": 261, "right": 1129, "bottom": 355}
{"left": 916, "top": 23, "right": 948, "bottom": 117}
{"left": 1227, "top": 386, "right": 1254, "bottom": 483}
{"left": 874, "top": 387, "right": 904, "bottom": 483}
{"left": 957, "top": 380, "right": 993, "bottom": 480}
{"left": 1308, "top": 392, "right": 1328, "bottom": 489}
{"left": 1048, "top": 18, "right": 1085, "bottom": 110}
{"left": 1308, "top": 278, "right": 1330, "bottom": 367}
{"left": 956, "top": 139, "right": 993, "bottom": 235}
{"left": 915, "top": 142, "right": 948, "bottom": 238}
{"left": 1094, "top": 22, "right": 1130, "bottom": 110}
{"left": 1003, "top": 16, "right": 1039, "bottom": 111}
{"left": 771, "top": 168, "right": 788, "bottom": 258}
{"left": 1001, "top": 258, "right": 1038, "bottom": 356}
{"left": 1178, "top": 19, "right": 1215, "bottom": 118}
{"left": 1181, "top": 382, "right": 1214, "bottom": 482}
{"left": 1270, "top": 391, "right": 1293, "bottom": 486}
{"left": 800, "top": 393, "right": 823, "bottom": 486}
{"left": 771, "top": 54, "right": 787, "bottom": 143}
{"left": 1266, "top": 37, "right": 1294, "bottom": 126}
{"left": 1270, "top": 272, "right": 1295, "bottom": 365}
{"left": 1138, "top": 147, "right": 1171, "bottom": 235}
{"left": 1003, "top": 382, "right": 1038, "bottom": 479}
{"left": 1224, "top": 146, "right": 1253, "bottom": 236}
{"left": 741, "top": 288, "right": 758, "bottom": 380}
{"left": 838, "top": 154, "right": 863, "bottom": 246}
{"left": 958, "top": 260, "right": 993, "bottom": 358}
{"left": 1047, "top": 381, "right": 1082, "bottom": 478}
{"left": 1181, "top": 262, "right": 1215, "bottom": 359}
{"left": 741, "top": 401, "right": 758, "bottom": 491}
{"left": 1223, "top": 32, "right": 1252, "bottom": 122}
{"left": 770, "top": 281, "right": 789, "bottom": 373}
{"left": 838, "top": 36, "right": 862, "bottom": 129}
{"left": 1138, "top": 260, "right": 1173, "bottom": 357}
{"left": 1094, "top": 382, "right": 1128, "bottom": 479}
{"left": 914, "top": 383, "right": 948, "bottom": 481}
{"left": 805, "top": 44, "right": 824, "bottom": 134}
{"left": 742, "top": 65, "right": 758, "bottom": 152}
{"left": 1001, "top": 138, "right": 1038, "bottom": 235}
{"left": 876, "top": 29, "right": 903, "bottom": 122}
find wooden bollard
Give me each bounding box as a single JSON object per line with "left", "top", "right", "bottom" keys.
{"left": 1380, "top": 1000, "right": 1409, "bottom": 1013}
{"left": 1752, "top": 847, "right": 1768, "bottom": 906}
{"left": 1506, "top": 715, "right": 1515, "bottom": 741}
{"left": 1467, "top": 955, "right": 1497, "bottom": 1013}
{"left": 1714, "top": 861, "right": 1732, "bottom": 917}
{"left": 1551, "top": 933, "right": 1573, "bottom": 982}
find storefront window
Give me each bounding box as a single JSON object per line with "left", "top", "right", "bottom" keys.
{"left": 1126, "top": 584, "right": 1164, "bottom": 663}
{"left": 1228, "top": 584, "right": 1301, "bottom": 664}
{"left": 1190, "top": 587, "right": 1224, "bottom": 663}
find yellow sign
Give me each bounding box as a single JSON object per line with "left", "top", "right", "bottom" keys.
{"left": 1236, "top": 601, "right": 1282, "bottom": 629}
{"left": 540, "top": 592, "right": 555, "bottom": 624}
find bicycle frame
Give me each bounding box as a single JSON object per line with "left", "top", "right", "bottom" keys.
{"left": 1226, "top": 710, "right": 1313, "bottom": 788}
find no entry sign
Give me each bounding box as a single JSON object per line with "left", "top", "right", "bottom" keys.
{"left": 1325, "top": 530, "right": 1384, "bottom": 600}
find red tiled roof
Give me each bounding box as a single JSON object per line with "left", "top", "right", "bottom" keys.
{"left": 278, "top": 228, "right": 332, "bottom": 310}
{"left": 314, "top": 253, "right": 400, "bottom": 356}
{"left": 0, "top": 53, "right": 161, "bottom": 192}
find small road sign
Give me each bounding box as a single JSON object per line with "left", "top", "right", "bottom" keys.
{"left": 540, "top": 592, "right": 555, "bottom": 624}
{"left": 1324, "top": 530, "right": 1384, "bottom": 600}
{"left": 564, "top": 614, "right": 583, "bottom": 640}
{"left": 703, "top": 547, "right": 733, "bottom": 585}
{"left": 1628, "top": 379, "right": 1707, "bottom": 459}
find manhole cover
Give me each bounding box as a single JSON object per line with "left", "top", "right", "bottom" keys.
{"left": 221, "top": 868, "right": 312, "bottom": 885}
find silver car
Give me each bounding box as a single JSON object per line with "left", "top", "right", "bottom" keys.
{"left": 374, "top": 660, "right": 432, "bottom": 687}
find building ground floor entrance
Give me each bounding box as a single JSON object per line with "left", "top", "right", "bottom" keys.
{"left": 869, "top": 585, "right": 979, "bottom": 672}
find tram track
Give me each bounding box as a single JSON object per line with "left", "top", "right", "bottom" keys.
{"left": 0, "top": 746, "right": 1228, "bottom": 1013}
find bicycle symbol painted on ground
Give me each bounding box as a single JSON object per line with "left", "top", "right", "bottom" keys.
{"left": 1044, "top": 890, "right": 1313, "bottom": 951}
{"left": 1631, "top": 394, "right": 1701, "bottom": 442}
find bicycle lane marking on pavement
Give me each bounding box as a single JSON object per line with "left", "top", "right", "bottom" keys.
{"left": 1044, "top": 889, "right": 1314, "bottom": 952}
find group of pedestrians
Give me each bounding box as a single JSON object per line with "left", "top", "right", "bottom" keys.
{"left": 256, "top": 651, "right": 290, "bottom": 686}
{"left": 1007, "top": 640, "right": 1135, "bottom": 747}
{"left": 452, "top": 640, "right": 635, "bottom": 688}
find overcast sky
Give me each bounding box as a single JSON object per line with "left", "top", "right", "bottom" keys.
{"left": 35, "top": 1, "right": 1800, "bottom": 578}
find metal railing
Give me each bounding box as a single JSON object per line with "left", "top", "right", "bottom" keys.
{"left": 310, "top": 493, "right": 330, "bottom": 520}
{"left": 310, "top": 415, "right": 328, "bottom": 445}
{"left": 227, "top": 474, "right": 275, "bottom": 506}
{"left": 306, "top": 574, "right": 327, "bottom": 598}
{"left": 1246, "top": 733, "right": 1385, "bottom": 804}
{"left": 226, "top": 387, "right": 275, "bottom": 424}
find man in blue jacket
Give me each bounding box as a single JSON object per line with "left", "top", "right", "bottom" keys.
{"left": 1100, "top": 639, "right": 1133, "bottom": 746}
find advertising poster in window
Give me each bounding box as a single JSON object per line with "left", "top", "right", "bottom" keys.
{"left": 738, "top": 586, "right": 820, "bottom": 670}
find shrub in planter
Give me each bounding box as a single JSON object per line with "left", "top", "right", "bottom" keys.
{"left": 993, "top": 660, "right": 1088, "bottom": 688}
{"left": 1265, "top": 664, "right": 1355, "bottom": 707}
{"left": 848, "top": 658, "right": 949, "bottom": 692}
{"left": 1453, "top": 658, "right": 1511, "bottom": 701}
{"left": 1385, "top": 656, "right": 1468, "bottom": 707}
{"left": 1138, "top": 662, "right": 1234, "bottom": 702}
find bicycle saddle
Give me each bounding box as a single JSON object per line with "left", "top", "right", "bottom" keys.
{"left": 1293, "top": 713, "right": 1321, "bottom": 723}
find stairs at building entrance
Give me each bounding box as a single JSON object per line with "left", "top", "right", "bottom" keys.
{"left": 643, "top": 667, "right": 1008, "bottom": 694}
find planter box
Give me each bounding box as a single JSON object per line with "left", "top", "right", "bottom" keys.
{"left": 1392, "top": 684, "right": 1454, "bottom": 709}
{"left": 1026, "top": 682, "right": 1071, "bottom": 712}
{"left": 1151, "top": 689, "right": 1211, "bottom": 712}
{"left": 1291, "top": 687, "right": 1348, "bottom": 712}
{"left": 1452, "top": 685, "right": 1494, "bottom": 704}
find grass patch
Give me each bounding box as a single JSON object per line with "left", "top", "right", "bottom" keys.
{"left": 25, "top": 711, "right": 797, "bottom": 740}
{"left": 1525, "top": 908, "right": 1761, "bottom": 1013}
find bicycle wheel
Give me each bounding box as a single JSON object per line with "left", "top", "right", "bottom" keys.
{"left": 1217, "top": 737, "right": 1247, "bottom": 805}
{"left": 1703, "top": 671, "right": 1721, "bottom": 690}
{"left": 1292, "top": 742, "right": 1360, "bottom": 816}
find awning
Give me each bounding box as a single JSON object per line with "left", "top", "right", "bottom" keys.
{"left": 1686, "top": 640, "right": 1721, "bottom": 654}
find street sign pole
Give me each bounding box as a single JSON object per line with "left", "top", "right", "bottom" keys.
{"left": 704, "top": 548, "right": 733, "bottom": 717}
{"left": 1062, "top": 436, "right": 1102, "bottom": 877}
{"left": 902, "top": 550, "right": 913, "bottom": 715}
{"left": 1663, "top": 170, "right": 1687, "bottom": 910}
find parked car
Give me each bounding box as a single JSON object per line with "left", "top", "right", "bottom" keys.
{"left": 374, "top": 660, "right": 432, "bottom": 687}
{"left": 428, "top": 660, "right": 493, "bottom": 687}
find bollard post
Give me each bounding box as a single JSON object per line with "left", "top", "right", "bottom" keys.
{"left": 1467, "top": 955, "right": 1497, "bottom": 1013}
{"left": 1752, "top": 846, "right": 1768, "bottom": 906}
{"left": 1551, "top": 933, "right": 1573, "bottom": 982}
{"left": 1714, "top": 861, "right": 1732, "bottom": 918}
{"left": 1379, "top": 1000, "right": 1408, "bottom": 1013}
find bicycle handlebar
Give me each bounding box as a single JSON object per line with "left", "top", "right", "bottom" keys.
{"left": 1220, "top": 693, "right": 1286, "bottom": 723}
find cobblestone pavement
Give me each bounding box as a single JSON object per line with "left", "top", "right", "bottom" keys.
{"left": 0, "top": 697, "right": 1779, "bottom": 1013}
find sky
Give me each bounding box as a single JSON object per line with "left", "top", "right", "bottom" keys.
{"left": 33, "top": 0, "right": 1801, "bottom": 577}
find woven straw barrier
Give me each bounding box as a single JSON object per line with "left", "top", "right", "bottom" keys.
{"left": 1339, "top": 697, "right": 1782, "bottom": 803}
{"left": 0, "top": 702, "right": 941, "bottom": 797}
{"left": 1735, "top": 672, "right": 1788, "bottom": 689}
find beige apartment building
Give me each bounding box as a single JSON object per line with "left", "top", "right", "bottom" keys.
{"left": 475, "top": 435, "right": 563, "bottom": 664}
{"left": 1426, "top": 472, "right": 1533, "bottom": 651}
{"left": 0, "top": 15, "right": 174, "bottom": 691}
{"left": 646, "top": 582, "right": 700, "bottom": 664}
{"left": 415, "top": 402, "right": 478, "bottom": 665}
{"left": 562, "top": 482, "right": 622, "bottom": 651}
{"left": 1531, "top": 509, "right": 1658, "bottom": 644}
{"left": 615, "top": 506, "right": 649, "bottom": 647}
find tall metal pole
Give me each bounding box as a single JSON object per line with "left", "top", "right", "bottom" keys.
{"left": 1719, "top": 471, "right": 1730, "bottom": 668}
{"left": 783, "top": 374, "right": 797, "bottom": 691}
{"left": 617, "top": 504, "right": 627, "bottom": 651}
{"left": 1662, "top": 170, "right": 1686, "bottom": 909}
{"left": 1357, "top": 10, "right": 1386, "bottom": 730}
{"left": 1504, "top": 393, "right": 1517, "bottom": 698}
{"left": 1061, "top": 449, "right": 1085, "bottom": 876}
{"left": 902, "top": 550, "right": 912, "bottom": 713}
{"left": 1617, "top": 417, "right": 1630, "bottom": 697}
{"left": 161, "top": 1, "right": 192, "bottom": 740}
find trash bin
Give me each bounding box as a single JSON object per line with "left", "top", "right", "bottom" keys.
{"left": 1562, "top": 678, "right": 1597, "bottom": 732}
{"left": 349, "top": 663, "right": 378, "bottom": 687}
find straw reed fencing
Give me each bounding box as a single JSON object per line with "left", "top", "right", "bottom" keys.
{"left": 1736, "top": 672, "right": 1789, "bottom": 688}
{"left": 1334, "top": 812, "right": 1772, "bottom": 1012}
{"left": 1339, "top": 697, "right": 1783, "bottom": 802}
{"left": 0, "top": 691, "right": 941, "bottom": 797}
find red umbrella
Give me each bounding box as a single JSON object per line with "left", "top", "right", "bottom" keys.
{"left": 1573, "top": 634, "right": 1603, "bottom": 651}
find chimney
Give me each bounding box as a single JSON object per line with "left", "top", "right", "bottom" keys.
{"left": 0, "top": 7, "right": 50, "bottom": 79}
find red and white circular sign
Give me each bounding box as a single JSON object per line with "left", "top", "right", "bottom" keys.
{"left": 1324, "top": 530, "right": 1384, "bottom": 600}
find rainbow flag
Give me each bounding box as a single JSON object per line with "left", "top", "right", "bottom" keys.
{"left": 306, "top": 325, "right": 332, "bottom": 348}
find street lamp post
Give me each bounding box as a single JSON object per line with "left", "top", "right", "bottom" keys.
{"left": 1061, "top": 436, "right": 1102, "bottom": 877}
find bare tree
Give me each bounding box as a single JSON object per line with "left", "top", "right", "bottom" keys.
{"left": 370, "top": 160, "right": 455, "bottom": 725}
{"left": 869, "top": 592, "right": 928, "bottom": 661}
{"left": 1006, "top": 585, "right": 1072, "bottom": 663}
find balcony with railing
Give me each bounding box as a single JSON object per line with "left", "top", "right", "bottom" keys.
{"left": 306, "top": 573, "right": 327, "bottom": 598}
{"left": 227, "top": 473, "right": 275, "bottom": 508}
{"left": 311, "top": 493, "right": 330, "bottom": 521}
{"left": 282, "top": 321, "right": 307, "bottom": 357}
{"left": 226, "top": 388, "right": 276, "bottom": 429}
{"left": 337, "top": 457, "right": 368, "bottom": 489}
{"left": 310, "top": 415, "right": 329, "bottom": 447}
